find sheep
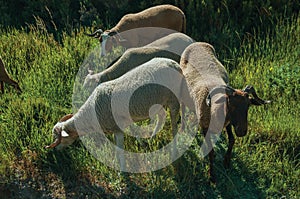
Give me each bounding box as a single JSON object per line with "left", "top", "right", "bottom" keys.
{"left": 85, "top": 4, "right": 186, "bottom": 56}
{"left": 0, "top": 57, "right": 21, "bottom": 93}
{"left": 83, "top": 33, "right": 194, "bottom": 92}
{"left": 180, "top": 42, "right": 271, "bottom": 182}
{"left": 46, "top": 57, "right": 190, "bottom": 171}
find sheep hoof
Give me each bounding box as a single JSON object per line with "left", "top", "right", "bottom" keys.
{"left": 209, "top": 169, "right": 216, "bottom": 183}
{"left": 223, "top": 156, "right": 231, "bottom": 169}
{"left": 209, "top": 175, "right": 216, "bottom": 184}
{"left": 121, "top": 172, "right": 130, "bottom": 179}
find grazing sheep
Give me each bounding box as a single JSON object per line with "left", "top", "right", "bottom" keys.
{"left": 83, "top": 33, "right": 194, "bottom": 92}
{"left": 0, "top": 57, "right": 21, "bottom": 93}
{"left": 47, "top": 58, "right": 188, "bottom": 170}
{"left": 180, "top": 42, "right": 270, "bottom": 182}
{"left": 143, "top": 32, "right": 194, "bottom": 55}
{"left": 85, "top": 4, "right": 186, "bottom": 56}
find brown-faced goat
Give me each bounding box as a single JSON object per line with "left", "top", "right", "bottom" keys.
{"left": 180, "top": 42, "right": 270, "bottom": 182}
{"left": 86, "top": 4, "right": 186, "bottom": 56}
{"left": 0, "top": 57, "right": 21, "bottom": 93}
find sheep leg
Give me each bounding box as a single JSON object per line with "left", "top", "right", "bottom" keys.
{"left": 170, "top": 103, "right": 180, "bottom": 160}
{"left": 179, "top": 104, "right": 186, "bottom": 132}
{"left": 224, "top": 124, "right": 235, "bottom": 168}
{"left": 152, "top": 107, "right": 166, "bottom": 137}
{"left": 202, "top": 128, "right": 216, "bottom": 183}
{"left": 114, "top": 132, "right": 125, "bottom": 171}
{"left": 0, "top": 81, "right": 4, "bottom": 93}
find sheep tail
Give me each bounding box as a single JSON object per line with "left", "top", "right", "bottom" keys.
{"left": 182, "top": 13, "right": 187, "bottom": 33}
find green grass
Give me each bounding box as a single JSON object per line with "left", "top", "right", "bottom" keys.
{"left": 0, "top": 17, "right": 299, "bottom": 198}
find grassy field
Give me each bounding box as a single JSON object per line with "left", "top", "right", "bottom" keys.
{"left": 0, "top": 16, "right": 299, "bottom": 198}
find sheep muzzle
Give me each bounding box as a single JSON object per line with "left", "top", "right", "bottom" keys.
{"left": 45, "top": 127, "right": 62, "bottom": 149}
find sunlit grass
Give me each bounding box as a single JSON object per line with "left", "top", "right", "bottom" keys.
{"left": 0, "top": 16, "right": 299, "bottom": 198}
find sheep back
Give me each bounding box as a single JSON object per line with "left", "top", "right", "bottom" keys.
{"left": 145, "top": 33, "right": 194, "bottom": 56}
{"left": 108, "top": 5, "right": 186, "bottom": 49}
{"left": 98, "top": 33, "right": 194, "bottom": 83}
{"left": 180, "top": 42, "right": 229, "bottom": 129}
{"left": 114, "top": 5, "right": 185, "bottom": 33}
{"left": 100, "top": 47, "right": 180, "bottom": 83}
{"left": 93, "top": 57, "right": 183, "bottom": 133}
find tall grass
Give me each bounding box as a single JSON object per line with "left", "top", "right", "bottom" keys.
{"left": 0, "top": 17, "right": 299, "bottom": 198}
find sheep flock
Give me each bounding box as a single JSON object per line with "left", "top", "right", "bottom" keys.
{"left": 0, "top": 4, "right": 268, "bottom": 183}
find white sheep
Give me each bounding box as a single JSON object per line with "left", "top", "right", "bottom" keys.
{"left": 46, "top": 58, "right": 190, "bottom": 171}
{"left": 85, "top": 4, "right": 186, "bottom": 56}
{"left": 180, "top": 42, "right": 270, "bottom": 182}
{"left": 0, "top": 57, "right": 21, "bottom": 93}
{"left": 83, "top": 33, "right": 194, "bottom": 92}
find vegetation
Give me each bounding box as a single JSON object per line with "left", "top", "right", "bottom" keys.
{"left": 0, "top": 0, "right": 299, "bottom": 198}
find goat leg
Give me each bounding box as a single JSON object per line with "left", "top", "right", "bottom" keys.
{"left": 224, "top": 124, "right": 235, "bottom": 168}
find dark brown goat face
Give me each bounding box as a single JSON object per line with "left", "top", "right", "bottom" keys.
{"left": 207, "top": 85, "right": 271, "bottom": 138}
{"left": 227, "top": 91, "right": 251, "bottom": 137}
{"left": 227, "top": 87, "right": 271, "bottom": 137}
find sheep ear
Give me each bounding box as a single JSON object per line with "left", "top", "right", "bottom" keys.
{"left": 88, "top": 69, "right": 94, "bottom": 75}
{"left": 108, "top": 31, "right": 117, "bottom": 37}
{"left": 54, "top": 126, "right": 62, "bottom": 134}
{"left": 59, "top": 114, "right": 73, "bottom": 122}
{"left": 108, "top": 31, "right": 126, "bottom": 42}
{"left": 61, "top": 130, "right": 69, "bottom": 137}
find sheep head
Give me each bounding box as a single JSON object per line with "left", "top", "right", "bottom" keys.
{"left": 45, "top": 114, "right": 78, "bottom": 150}
{"left": 85, "top": 29, "right": 126, "bottom": 56}
{"left": 83, "top": 69, "right": 101, "bottom": 93}
{"left": 206, "top": 85, "right": 271, "bottom": 137}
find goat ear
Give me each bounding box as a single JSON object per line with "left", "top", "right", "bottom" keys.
{"left": 250, "top": 98, "right": 264, "bottom": 106}
{"left": 250, "top": 97, "right": 271, "bottom": 106}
